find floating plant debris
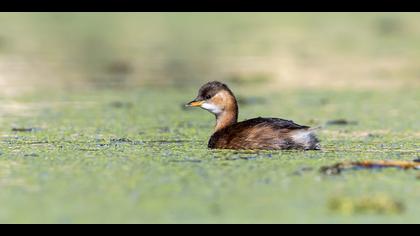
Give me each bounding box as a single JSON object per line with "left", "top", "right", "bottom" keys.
{"left": 24, "top": 153, "right": 39, "bottom": 157}
{"left": 79, "top": 148, "right": 101, "bottom": 152}
{"left": 326, "top": 119, "right": 358, "bottom": 126}
{"left": 292, "top": 166, "right": 314, "bottom": 176}
{"left": 320, "top": 160, "right": 420, "bottom": 175}
{"left": 110, "top": 138, "right": 133, "bottom": 143}
{"left": 144, "top": 140, "right": 190, "bottom": 144}
{"left": 169, "top": 159, "right": 202, "bottom": 163}
{"left": 158, "top": 127, "right": 171, "bottom": 133}
{"left": 328, "top": 194, "right": 405, "bottom": 215}
{"left": 12, "top": 127, "right": 42, "bottom": 132}
{"left": 109, "top": 101, "right": 133, "bottom": 108}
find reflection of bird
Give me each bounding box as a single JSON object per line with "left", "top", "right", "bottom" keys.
{"left": 186, "top": 81, "right": 320, "bottom": 150}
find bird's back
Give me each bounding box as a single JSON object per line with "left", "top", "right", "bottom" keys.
{"left": 208, "top": 117, "right": 320, "bottom": 150}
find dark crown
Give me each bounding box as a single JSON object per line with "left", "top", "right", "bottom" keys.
{"left": 197, "top": 81, "right": 233, "bottom": 100}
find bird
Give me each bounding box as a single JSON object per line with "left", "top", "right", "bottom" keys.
{"left": 186, "top": 81, "right": 320, "bottom": 150}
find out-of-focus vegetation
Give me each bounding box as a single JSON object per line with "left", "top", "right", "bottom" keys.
{"left": 0, "top": 13, "right": 419, "bottom": 95}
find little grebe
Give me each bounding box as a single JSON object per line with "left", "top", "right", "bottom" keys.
{"left": 186, "top": 81, "right": 320, "bottom": 150}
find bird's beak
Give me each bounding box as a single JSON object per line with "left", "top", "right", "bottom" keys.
{"left": 186, "top": 100, "right": 205, "bottom": 107}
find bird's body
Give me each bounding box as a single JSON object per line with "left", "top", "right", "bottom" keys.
{"left": 187, "top": 81, "right": 320, "bottom": 150}
{"left": 208, "top": 117, "right": 319, "bottom": 150}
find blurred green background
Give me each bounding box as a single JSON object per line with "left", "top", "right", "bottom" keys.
{"left": 0, "top": 13, "right": 419, "bottom": 95}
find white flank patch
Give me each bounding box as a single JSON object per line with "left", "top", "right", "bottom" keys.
{"left": 201, "top": 102, "right": 223, "bottom": 115}
{"left": 291, "top": 130, "right": 313, "bottom": 145}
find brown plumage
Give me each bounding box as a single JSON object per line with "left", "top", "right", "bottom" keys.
{"left": 187, "top": 81, "right": 320, "bottom": 150}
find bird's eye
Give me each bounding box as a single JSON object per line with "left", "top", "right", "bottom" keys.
{"left": 205, "top": 95, "right": 212, "bottom": 100}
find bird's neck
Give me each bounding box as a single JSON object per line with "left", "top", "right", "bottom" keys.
{"left": 215, "top": 96, "right": 238, "bottom": 132}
